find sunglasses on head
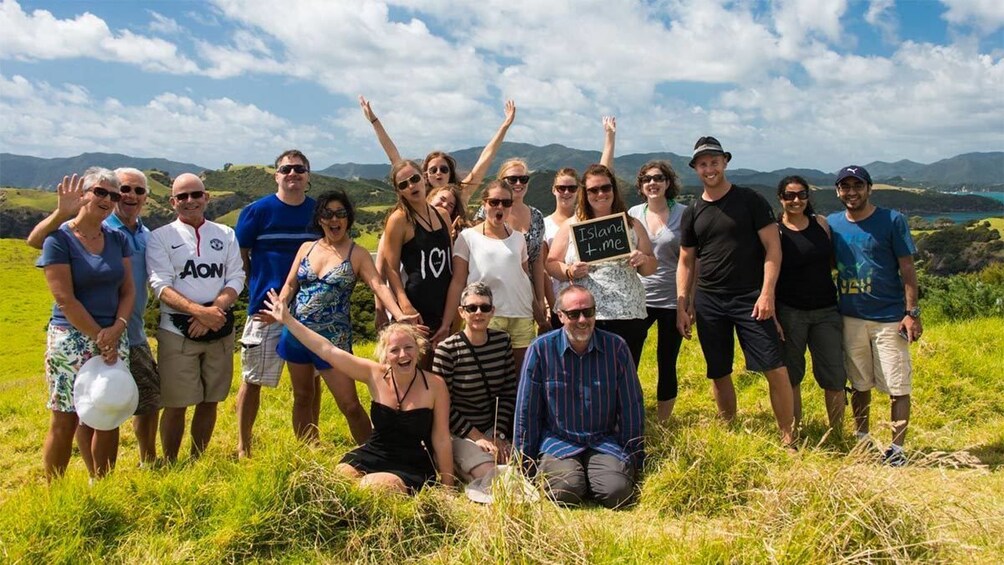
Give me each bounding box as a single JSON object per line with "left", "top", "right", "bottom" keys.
{"left": 89, "top": 187, "right": 122, "bottom": 202}
{"left": 119, "top": 185, "right": 147, "bottom": 195}
{"left": 781, "top": 191, "right": 809, "bottom": 201}
{"left": 585, "top": 184, "right": 613, "bottom": 195}
{"left": 561, "top": 306, "right": 596, "bottom": 320}
{"left": 277, "top": 164, "right": 308, "bottom": 175}
{"left": 426, "top": 165, "right": 450, "bottom": 175}
{"left": 173, "top": 191, "right": 205, "bottom": 202}
{"left": 504, "top": 175, "right": 530, "bottom": 185}
{"left": 319, "top": 207, "right": 349, "bottom": 219}
{"left": 396, "top": 173, "right": 423, "bottom": 191}
{"left": 554, "top": 184, "right": 578, "bottom": 194}
{"left": 485, "top": 198, "right": 513, "bottom": 208}
{"left": 640, "top": 174, "right": 666, "bottom": 184}
{"left": 461, "top": 303, "right": 493, "bottom": 313}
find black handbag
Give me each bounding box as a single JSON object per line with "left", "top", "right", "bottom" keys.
{"left": 170, "top": 302, "right": 235, "bottom": 342}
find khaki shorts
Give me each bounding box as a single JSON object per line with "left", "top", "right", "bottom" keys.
{"left": 842, "top": 317, "right": 912, "bottom": 396}
{"left": 157, "top": 328, "right": 234, "bottom": 407}
{"left": 239, "top": 317, "right": 285, "bottom": 387}
{"left": 488, "top": 316, "right": 536, "bottom": 349}
{"left": 452, "top": 427, "right": 501, "bottom": 482}
{"left": 129, "top": 343, "right": 161, "bottom": 415}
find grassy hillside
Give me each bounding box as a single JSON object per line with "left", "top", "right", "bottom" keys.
{"left": 1, "top": 238, "right": 1001, "bottom": 563}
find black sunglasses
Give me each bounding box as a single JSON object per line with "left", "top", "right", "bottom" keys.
{"left": 554, "top": 184, "right": 578, "bottom": 194}
{"left": 561, "top": 306, "right": 596, "bottom": 320}
{"left": 119, "top": 185, "right": 147, "bottom": 195}
{"left": 89, "top": 187, "right": 122, "bottom": 202}
{"left": 277, "top": 164, "right": 309, "bottom": 175}
{"left": 781, "top": 191, "right": 809, "bottom": 201}
{"left": 319, "top": 207, "right": 349, "bottom": 219}
{"left": 461, "top": 303, "right": 493, "bottom": 313}
{"left": 585, "top": 184, "right": 613, "bottom": 195}
{"left": 396, "top": 173, "right": 423, "bottom": 191}
{"left": 504, "top": 175, "right": 530, "bottom": 185}
{"left": 485, "top": 198, "right": 513, "bottom": 208}
{"left": 173, "top": 191, "right": 205, "bottom": 202}
{"left": 639, "top": 174, "right": 666, "bottom": 184}
{"left": 426, "top": 165, "right": 450, "bottom": 175}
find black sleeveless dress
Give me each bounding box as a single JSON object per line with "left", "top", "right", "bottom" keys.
{"left": 340, "top": 372, "right": 436, "bottom": 492}
{"left": 400, "top": 210, "right": 452, "bottom": 334}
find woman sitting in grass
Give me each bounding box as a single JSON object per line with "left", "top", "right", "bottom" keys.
{"left": 263, "top": 290, "right": 454, "bottom": 494}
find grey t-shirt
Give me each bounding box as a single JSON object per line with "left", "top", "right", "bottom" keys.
{"left": 628, "top": 202, "right": 686, "bottom": 309}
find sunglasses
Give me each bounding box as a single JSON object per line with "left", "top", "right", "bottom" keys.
{"left": 119, "top": 185, "right": 147, "bottom": 195}
{"left": 461, "top": 303, "right": 493, "bottom": 313}
{"left": 561, "top": 306, "right": 596, "bottom": 320}
{"left": 485, "top": 198, "right": 513, "bottom": 208}
{"left": 396, "top": 173, "right": 423, "bottom": 191}
{"left": 504, "top": 175, "right": 530, "bottom": 185}
{"left": 781, "top": 191, "right": 809, "bottom": 201}
{"left": 639, "top": 174, "right": 666, "bottom": 184}
{"left": 426, "top": 165, "right": 450, "bottom": 175}
{"left": 89, "top": 187, "right": 122, "bottom": 202}
{"left": 554, "top": 184, "right": 578, "bottom": 194}
{"left": 277, "top": 164, "right": 309, "bottom": 175}
{"left": 319, "top": 207, "right": 349, "bottom": 219}
{"left": 173, "top": 191, "right": 206, "bottom": 202}
{"left": 585, "top": 184, "right": 613, "bottom": 195}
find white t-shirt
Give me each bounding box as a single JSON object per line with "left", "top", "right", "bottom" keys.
{"left": 453, "top": 226, "right": 534, "bottom": 318}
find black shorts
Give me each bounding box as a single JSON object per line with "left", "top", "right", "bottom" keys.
{"left": 694, "top": 289, "right": 784, "bottom": 379}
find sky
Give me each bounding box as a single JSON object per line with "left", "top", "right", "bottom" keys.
{"left": 1, "top": 0, "right": 1002, "bottom": 173}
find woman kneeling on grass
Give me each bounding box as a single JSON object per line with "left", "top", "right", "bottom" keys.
{"left": 264, "top": 290, "right": 454, "bottom": 494}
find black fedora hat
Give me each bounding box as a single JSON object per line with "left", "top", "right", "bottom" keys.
{"left": 689, "top": 136, "right": 732, "bottom": 168}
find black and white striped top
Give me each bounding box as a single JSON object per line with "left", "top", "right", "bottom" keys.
{"left": 432, "top": 328, "right": 517, "bottom": 439}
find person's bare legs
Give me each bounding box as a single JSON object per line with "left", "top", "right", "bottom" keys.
{"left": 90, "top": 427, "right": 120, "bottom": 477}
{"left": 44, "top": 411, "right": 79, "bottom": 480}
{"left": 190, "top": 402, "right": 218, "bottom": 459}
{"left": 890, "top": 394, "right": 910, "bottom": 447}
{"left": 824, "top": 390, "right": 846, "bottom": 434}
{"left": 235, "top": 381, "right": 260, "bottom": 458}
{"left": 312, "top": 374, "right": 322, "bottom": 434}
{"left": 657, "top": 399, "right": 676, "bottom": 422}
{"left": 289, "top": 362, "right": 319, "bottom": 443}
{"left": 710, "top": 374, "right": 737, "bottom": 423}
{"left": 358, "top": 472, "right": 409, "bottom": 494}
{"left": 160, "top": 406, "right": 187, "bottom": 463}
{"left": 321, "top": 369, "right": 372, "bottom": 444}
{"left": 76, "top": 424, "right": 96, "bottom": 477}
{"left": 133, "top": 412, "right": 159, "bottom": 464}
{"left": 764, "top": 367, "right": 795, "bottom": 446}
{"left": 792, "top": 384, "right": 803, "bottom": 432}
{"left": 851, "top": 389, "right": 871, "bottom": 437}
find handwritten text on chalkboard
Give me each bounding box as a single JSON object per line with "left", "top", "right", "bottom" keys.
{"left": 571, "top": 213, "right": 633, "bottom": 264}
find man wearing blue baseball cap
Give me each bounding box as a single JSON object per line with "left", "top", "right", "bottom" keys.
{"left": 828, "top": 166, "right": 920, "bottom": 466}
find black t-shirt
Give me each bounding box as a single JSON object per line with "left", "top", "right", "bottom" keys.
{"left": 680, "top": 185, "right": 775, "bottom": 294}
{"left": 777, "top": 215, "right": 838, "bottom": 310}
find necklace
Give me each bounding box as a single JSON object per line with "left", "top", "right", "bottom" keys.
{"left": 387, "top": 368, "right": 419, "bottom": 410}
{"left": 69, "top": 222, "right": 103, "bottom": 241}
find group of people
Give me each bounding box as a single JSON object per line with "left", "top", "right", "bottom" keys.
{"left": 32, "top": 100, "right": 921, "bottom": 507}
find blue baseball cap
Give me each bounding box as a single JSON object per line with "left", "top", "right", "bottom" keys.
{"left": 835, "top": 165, "right": 872, "bottom": 186}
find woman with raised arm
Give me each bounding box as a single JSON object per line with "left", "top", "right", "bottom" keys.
{"left": 546, "top": 158, "right": 657, "bottom": 368}
{"left": 37, "top": 168, "right": 135, "bottom": 480}
{"left": 774, "top": 175, "right": 847, "bottom": 433}
{"left": 359, "top": 96, "right": 516, "bottom": 207}
{"left": 276, "top": 190, "right": 419, "bottom": 446}
{"left": 627, "top": 161, "right": 688, "bottom": 421}
{"left": 265, "top": 291, "right": 453, "bottom": 494}
{"left": 437, "top": 181, "right": 538, "bottom": 374}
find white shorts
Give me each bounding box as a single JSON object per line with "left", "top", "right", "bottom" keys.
{"left": 239, "top": 317, "right": 285, "bottom": 387}
{"left": 842, "top": 317, "right": 913, "bottom": 396}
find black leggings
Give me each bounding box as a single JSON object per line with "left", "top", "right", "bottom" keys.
{"left": 595, "top": 318, "right": 647, "bottom": 370}
{"left": 642, "top": 307, "right": 683, "bottom": 401}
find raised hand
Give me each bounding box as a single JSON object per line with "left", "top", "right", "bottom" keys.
{"left": 262, "top": 289, "right": 290, "bottom": 325}
{"left": 56, "top": 174, "right": 86, "bottom": 218}
{"left": 603, "top": 116, "right": 617, "bottom": 134}
{"left": 359, "top": 95, "right": 377, "bottom": 123}
{"left": 502, "top": 99, "right": 516, "bottom": 126}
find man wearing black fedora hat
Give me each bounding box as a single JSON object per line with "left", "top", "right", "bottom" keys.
{"left": 676, "top": 136, "right": 795, "bottom": 448}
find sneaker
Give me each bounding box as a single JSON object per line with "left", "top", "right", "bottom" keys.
{"left": 883, "top": 446, "right": 908, "bottom": 467}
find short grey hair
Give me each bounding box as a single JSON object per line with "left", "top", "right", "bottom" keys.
{"left": 82, "top": 167, "right": 120, "bottom": 190}
{"left": 114, "top": 167, "right": 147, "bottom": 183}
{"left": 460, "top": 281, "right": 493, "bottom": 305}
{"left": 556, "top": 284, "right": 593, "bottom": 310}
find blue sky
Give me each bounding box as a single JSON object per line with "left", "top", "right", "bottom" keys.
{"left": 1, "top": 0, "right": 1002, "bottom": 173}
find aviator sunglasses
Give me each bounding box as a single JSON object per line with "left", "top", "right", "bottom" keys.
{"left": 461, "top": 303, "right": 493, "bottom": 313}
{"left": 427, "top": 165, "right": 451, "bottom": 175}
{"left": 561, "top": 306, "right": 596, "bottom": 320}
{"left": 277, "top": 164, "right": 309, "bottom": 175}
{"left": 89, "top": 186, "right": 122, "bottom": 202}
{"left": 396, "top": 173, "right": 423, "bottom": 190}
{"left": 781, "top": 191, "right": 809, "bottom": 201}
{"left": 173, "top": 191, "right": 205, "bottom": 202}
{"left": 319, "top": 207, "right": 350, "bottom": 219}
{"left": 119, "top": 185, "right": 147, "bottom": 195}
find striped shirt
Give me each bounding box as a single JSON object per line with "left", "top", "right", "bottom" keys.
{"left": 432, "top": 329, "right": 517, "bottom": 438}
{"left": 514, "top": 328, "right": 645, "bottom": 467}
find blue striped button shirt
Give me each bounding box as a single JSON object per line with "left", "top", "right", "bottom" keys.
{"left": 514, "top": 328, "right": 644, "bottom": 467}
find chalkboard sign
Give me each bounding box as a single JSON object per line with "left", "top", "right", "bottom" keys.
{"left": 570, "top": 212, "right": 633, "bottom": 264}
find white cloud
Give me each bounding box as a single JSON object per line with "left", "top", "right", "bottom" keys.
{"left": 865, "top": 0, "right": 898, "bottom": 43}
{"left": 0, "top": 0, "right": 200, "bottom": 73}
{"left": 941, "top": 0, "right": 1004, "bottom": 34}
{"left": 147, "top": 10, "right": 182, "bottom": 35}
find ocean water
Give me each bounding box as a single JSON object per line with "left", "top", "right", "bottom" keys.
{"left": 916, "top": 192, "right": 1004, "bottom": 223}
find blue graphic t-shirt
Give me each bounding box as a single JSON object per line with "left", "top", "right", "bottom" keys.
{"left": 235, "top": 194, "right": 318, "bottom": 314}
{"left": 827, "top": 208, "right": 916, "bottom": 322}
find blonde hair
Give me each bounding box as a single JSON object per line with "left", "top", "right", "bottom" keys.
{"left": 374, "top": 323, "right": 428, "bottom": 365}
{"left": 496, "top": 158, "right": 530, "bottom": 179}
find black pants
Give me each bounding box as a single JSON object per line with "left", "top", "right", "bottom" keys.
{"left": 595, "top": 318, "right": 647, "bottom": 369}
{"left": 643, "top": 307, "right": 683, "bottom": 401}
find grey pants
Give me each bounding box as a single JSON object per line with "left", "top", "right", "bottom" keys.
{"left": 539, "top": 450, "right": 636, "bottom": 509}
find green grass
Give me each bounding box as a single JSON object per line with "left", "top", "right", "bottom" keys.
{"left": 1, "top": 188, "right": 57, "bottom": 211}
{"left": 1, "top": 238, "right": 1002, "bottom": 563}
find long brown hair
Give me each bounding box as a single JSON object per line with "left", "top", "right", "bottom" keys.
{"left": 386, "top": 160, "right": 427, "bottom": 228}
{"left": 576, "top": 163, "right": 631, "bottom": 222}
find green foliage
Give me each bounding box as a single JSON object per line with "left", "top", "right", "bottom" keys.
{"left": 920, "top": 266, "right": 1004, "bottom": 322}
{"left": 915, "top": 220, "right": 1004, "bottom": 275}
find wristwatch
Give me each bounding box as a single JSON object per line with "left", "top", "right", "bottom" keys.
{"left": 905, "top": 306, "right": 921, "bottom": 318}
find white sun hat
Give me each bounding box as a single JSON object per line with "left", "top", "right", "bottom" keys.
{"left": 465, "top": 465, "right": 540, "bottom": 504}
{"left": 73, "top": 356, "right": 138, "bottom": 430}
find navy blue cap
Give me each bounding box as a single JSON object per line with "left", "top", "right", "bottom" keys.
{"left": 835, "top": 165, "right": 872, "bottom": 186}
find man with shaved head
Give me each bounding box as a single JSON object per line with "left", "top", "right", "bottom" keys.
{"left": 147, "top": 174, "right": 245, "bottom": 462}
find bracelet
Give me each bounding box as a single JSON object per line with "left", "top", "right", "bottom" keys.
{"left": 370, "top": 117, "right": 379, "bottom": 124}
{"left": 117, "top": 317, "right": 129, "bottom": 328}
{"left": 565, "top": 267, "right": 574, "bottom": 281}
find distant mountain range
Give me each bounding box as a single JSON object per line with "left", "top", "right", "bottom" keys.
{"left": 0, "top": 152, "right": 209, "bottom": 189}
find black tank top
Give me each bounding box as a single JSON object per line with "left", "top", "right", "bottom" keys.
{"left": 400, "top": 209, "right": 452, "bottom": 330}
{"left": 777, "top": 215, "right": 838, "bottom": 310}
